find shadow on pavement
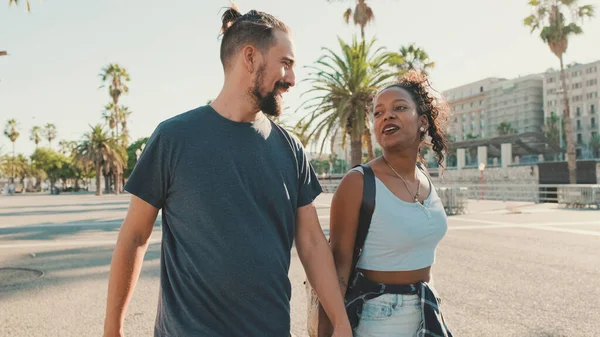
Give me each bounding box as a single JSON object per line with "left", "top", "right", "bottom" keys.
{"left": 0, "top": 243, "right": 161, "bottom": 299}
{"left": 0, "top": 201, "right": 129, "bottom": 211}
{"left": 0, "top": 207, "right": 130, "bottom": 217}
{"left": 0, "top": 218, "right": 162, "bottom": 241}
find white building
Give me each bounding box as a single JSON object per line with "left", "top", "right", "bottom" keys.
{"left": 543, "top": 60, "right": 600, "bottom": 158}
{"left": 443, "top": 78, "right": 505, "bottom": 141}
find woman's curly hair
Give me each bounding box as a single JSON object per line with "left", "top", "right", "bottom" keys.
{"left": 376, "top": 71, "right": 450, "bottom": 168}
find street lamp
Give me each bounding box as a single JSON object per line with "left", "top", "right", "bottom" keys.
{"left": 135, "top": 143, "right": 146, "bottom": 160}
{"left": 478, "top": 162, "right": 486, "bottom": 200}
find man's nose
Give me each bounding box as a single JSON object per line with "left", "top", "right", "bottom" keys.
{"left": 286, "top": 69, "right": 296, "bottom": 88}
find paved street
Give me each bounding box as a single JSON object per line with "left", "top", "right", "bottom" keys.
{"left": 1, "top": 193, "right": 599, "bottom": 337}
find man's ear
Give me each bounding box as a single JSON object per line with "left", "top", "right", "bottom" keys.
{"left": 242, "top": 45, "right": 256, "bottom": 73}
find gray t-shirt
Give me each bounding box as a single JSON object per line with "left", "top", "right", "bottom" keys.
{"left": 124, "top": 105, "right": 322, "bottom": 337}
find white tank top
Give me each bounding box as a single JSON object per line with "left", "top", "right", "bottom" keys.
{"left": 351, "top": 166, "right": 448, "bottom": 271}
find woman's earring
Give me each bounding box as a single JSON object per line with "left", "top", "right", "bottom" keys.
{"left": 420, "top": 126, "right": 425, "bottom": 132}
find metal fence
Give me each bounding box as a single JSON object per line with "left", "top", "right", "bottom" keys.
{"left": 434, "top": 183, "right": 600, "bottom": 207}
{"left": 319, "top": 178, "right": 600, "bottom": 210}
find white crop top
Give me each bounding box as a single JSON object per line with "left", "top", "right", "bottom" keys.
{"left": 351, "top": 166, "right": 448, "bottom": 271}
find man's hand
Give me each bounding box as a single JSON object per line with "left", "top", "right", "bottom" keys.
{"left": 103, "top": 327, "right": 124, "bottom": 337}
{"left": 331, "top": 324, "right": 353, "bottom": 337}
{"left": 295, "top": 202, "right": 352, "bottom": 333}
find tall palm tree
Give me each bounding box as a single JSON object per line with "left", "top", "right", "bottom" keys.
{"left": 8, "top": 0, "right": 31, "bottom": 12}
{"left": 340, "top": 0, "right": 375, "bottom": 40}
{"left": 30, "top": 126, "right": 42, "bottom": 148}
{"left": 43, "top": 123, "right": 57, "bottom": 148}
{"left": 99, "top": 64, "right": 130, "bottom": 107}
{"left": 524, "top": 0, "right": 595, "bottom": 183}
{"left": 3, "top": 119, "right": 20, "bottom": 180}
{"left": 101, "top": 103, "right": 132, "bottom": 146}
{"left": 100, "top": 64, "right": 131, "bottom": 190}
{"left": 391, "top": 44, "right": 435, "bottom": 78}
{"left": 298, "top": 36, "right": 395, "bottom": 166}
{"left": 99, "top": 65, "right": 130, "bottom": 141}
{"left": 119, "top": 106, "right": 132, "bottom": 147}
{"left": 102, "top": 102, "right": 119, "bottom": 139}
{"left": 76, "top": 125, "right": 126, "bottom": 196}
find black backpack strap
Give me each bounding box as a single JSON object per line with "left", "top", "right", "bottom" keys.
{"left": 347, "top": 164, "right": 376, "bottom": 290}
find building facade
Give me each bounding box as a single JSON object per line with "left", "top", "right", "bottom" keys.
{"left": 542, "top": 60, "right": 600, "bottom": 158}
{"left": 443, "top": 78, "right": 504, "bottom": 141}
{"left": 485, "top": 74, "right": 545, "bottom": 136}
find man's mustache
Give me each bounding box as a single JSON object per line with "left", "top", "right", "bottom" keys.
{"left": 275, "top": 81, "right": 291, "bottom": 90}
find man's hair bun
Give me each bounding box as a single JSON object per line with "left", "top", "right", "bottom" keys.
{"left": 220, "top": 4, "right": 242, "bottom": 34}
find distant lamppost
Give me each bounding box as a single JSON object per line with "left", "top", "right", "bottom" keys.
{"left": 479, "top": 162, "right": 486, "bottom": 200}
{"left": 135, "top": 143, "right": 146, "bottom": 160}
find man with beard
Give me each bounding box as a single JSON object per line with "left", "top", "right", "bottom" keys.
{"left": 103, "top": 5, "right": 352, "bottom": 337}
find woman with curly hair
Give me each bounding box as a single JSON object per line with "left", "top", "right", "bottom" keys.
{"left": 327, "top": 72, "right": 453, "bottom": 336}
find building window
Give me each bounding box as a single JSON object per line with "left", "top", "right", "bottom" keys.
{"left": 592, "top": 104, "right": 596, "bottom": 114}
{"left": 577, "top": 120, "right": 581, "bottom": 130}
{"left": 480, "top": 86, "right": 483, "bottom": 93}
{"left": 576, "top": 107, "right": 581, "bottom": 116}
{"left": 577, "top": 133, "right": 583, "bottom": 144}
{"left": 591, "top": 117, "right": 596, "bottom": 128}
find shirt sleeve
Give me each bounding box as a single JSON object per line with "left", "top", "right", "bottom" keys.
{"left": 295, "top": 139, "right": 323, "bottom": 208}
{"left": 124, "top": 122, "right": 171, "bottom": 210}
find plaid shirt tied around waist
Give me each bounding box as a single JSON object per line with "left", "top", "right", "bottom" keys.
{"left": 345, "top": 272, "right": 453, "bottom": 337}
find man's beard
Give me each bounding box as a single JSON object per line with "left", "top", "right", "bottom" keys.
{"left": 251, "top": 64, "right": 288, "bottom": 117}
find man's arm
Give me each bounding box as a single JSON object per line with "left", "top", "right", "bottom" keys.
{"left": 103, "top": 195, "right": 159, "bottom": 337}
{"left": 295, "top": 202, "right": 352, "bottom": 336}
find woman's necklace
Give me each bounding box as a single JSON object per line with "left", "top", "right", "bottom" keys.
{"left": 382, "top": 156, "right": 421, "bottom": 203}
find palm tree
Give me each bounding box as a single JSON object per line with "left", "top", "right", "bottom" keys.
{"left": 43, "top": 123, "right": 57, "bottom": 148}
{"left": 3, "top": 119, "right": 20, "bottom": 180}
{"left": 543, "top": 112, "right": 563, "bottom": 159}
{"left": 341, "top": 0, "right": 375, "bottom": 40}
{"left": 102, "top": 102, "right": 118, "bottom": 138}
{"left": 99, "top": 64, "right": 130, "bottom": 107}
{"left": 59, "top": 140, "right": 78, "bottom": 156}
{"left": 8, "top": 0, "right": 32, "bottom": 12}
{"left": 391, "top": 44, "right": 435, "bottom": 78}
{"left": 524, "top": 0, "right": 595, "bottom": 183}
{"left": 100, "top": 64, "right": 131, "bottom": 142}
{"left": 76, "top": 125, "right": 126, "bottom": 196}
{"left": 497, "top": 121, "right": 517, "bottom": 136}
{"left": 30, "top": 126, "right": 42, "bottom": 148}
{"left": 100, "top": 64, "right": 131, "bottom": 190}
{"left": 119, "top": 106, "right": 133, "bottom": 147}
{"left": 298, "top": 36, "right": 395, "bottom": 166}
{"left": 590, "top": 134, "right": 600, "bottom": 158}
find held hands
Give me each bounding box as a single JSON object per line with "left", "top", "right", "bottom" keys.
{"left": 330, "top": 323, "right": 353, "bottom": 337}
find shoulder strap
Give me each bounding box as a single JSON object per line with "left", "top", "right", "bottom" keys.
{"left": 347, "top": 164, "right": 376, "bottom": 291}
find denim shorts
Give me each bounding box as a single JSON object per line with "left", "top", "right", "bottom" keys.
{"left": 354, "top": 293, "right": 422, "bottom": 337}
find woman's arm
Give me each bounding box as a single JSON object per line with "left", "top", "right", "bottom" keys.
{"left": 330, "top": 170, "right": 364, "bottom": 295}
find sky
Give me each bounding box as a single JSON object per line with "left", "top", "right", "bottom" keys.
{"left": 1, "top": 0, "right": 599, "bottom": 156}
